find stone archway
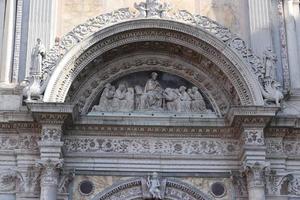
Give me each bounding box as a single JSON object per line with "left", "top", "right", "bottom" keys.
{"left": 38, "top": 0, "right": 274, "bottom": 108}
{"left": 90, "top": 177, "right": 213, "bottom": 200}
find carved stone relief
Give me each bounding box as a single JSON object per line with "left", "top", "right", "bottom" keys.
{"left": 91, "top": 72, "right": 211, "bottom": 114}
{"left": 89, "top": 176, "right": 213, "bottom": 200}
{"left": 63, "top": 136, "right": 240, "bottom": 157}
{"left": 34, "top": 0, "right": 273, "bottom": 107}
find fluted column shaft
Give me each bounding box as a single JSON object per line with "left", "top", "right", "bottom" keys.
{"left": 0, "top": 0, "right": 17, "bottom": 83}
{"left": 24, "top": 0, "right": 58, "bottom": 79}
{"left": 248, "top": 0, "right": 272, "bottom": 55}
{"left": 284, "top": 0, "right": 300, "bottom": 89}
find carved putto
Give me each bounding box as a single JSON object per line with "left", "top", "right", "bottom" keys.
{"left": 92, "top": 72, "right": 210, "bottom": 113}
{"left": 147, "top": 172, "right": 162, "bottom": 199}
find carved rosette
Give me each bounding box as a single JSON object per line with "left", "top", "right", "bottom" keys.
{"left": 243, "top": 162, "right": 269, "bottom": 189}
{"left": 243, "top": 128, "right": 265, "bottom": 145}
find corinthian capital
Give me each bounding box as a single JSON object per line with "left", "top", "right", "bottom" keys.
{"left": 36, "top": 159, "right": 63, "bottom": 186}
{"left": 242, "top": 161, "right": 270, "bottom": 188}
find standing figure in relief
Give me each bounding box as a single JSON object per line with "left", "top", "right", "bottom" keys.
{"left": 263, "top": 48, "right": 277, "bottom": 79}
{"left": 31, "top": 38, "right": 46, "bottom": 74}
{"left": 189, "top": 87, "right": 207, "bottom": 113}
{"left": 97, "top": 83, "right": 115, "bottom": 112}
{"left": 141, "top": 72, "right": 163, "bottom": 111}
{"left": 179, "top": 86, "right": 191, "bottom": 113}
{"left": 134, "top": 85, "right": 144, "bottom": 110}
{"left": 113, "top": 84, "right": 128, "bottom": 112}
{"left": 163, "top": 88, "right": 180, "bottom": 112}
{"left": 147, "top": 172, "right": 162, "bottom": 199}
{"left": 125, "top": 87, "right": 134, "bottom": 111}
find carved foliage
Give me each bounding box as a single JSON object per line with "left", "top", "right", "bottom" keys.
{"left": 63, "top": 136, "right": 240, "bottom": 157}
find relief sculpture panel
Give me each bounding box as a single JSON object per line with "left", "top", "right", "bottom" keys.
{"left": 91, "top": 71, "right": 211, "bottom": 114}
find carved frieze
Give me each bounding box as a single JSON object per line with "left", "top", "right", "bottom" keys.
{"left": 63, "top": 136, "right": 240, "bottom": 157}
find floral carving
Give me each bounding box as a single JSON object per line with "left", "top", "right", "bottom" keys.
{"left": 63, "top": 136, "right": 240, "bottom": 156}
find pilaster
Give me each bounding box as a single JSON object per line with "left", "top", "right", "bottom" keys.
{"left": 284, "top": 0, "right": 300, "bottom": 89}
{"left": 24, "top": 0, "right": 58, "bottom": 79}
{"left": 27, "top": 103, "right": 75, "bottom": 200}
{"left": 0, "top": 0, "right": 17, "bottom": 83}
{"left": 228, "top": 106, "right": 278, "bottom": 200}
{"left": 248, "top": 0, "right": 273, "bottom": 55}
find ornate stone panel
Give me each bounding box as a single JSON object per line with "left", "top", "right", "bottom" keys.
{"left": 40, "top": 1, "right": 266, "bottom": 106}
{"left": 63, "top": 136, "right": 240, "bottom": 157}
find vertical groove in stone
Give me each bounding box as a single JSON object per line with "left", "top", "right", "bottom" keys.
{"left": 248, "top": 0, "right": 272, "bottom": 55}
{"left": 12, "top": 0, "right": 24, "bottom": 82}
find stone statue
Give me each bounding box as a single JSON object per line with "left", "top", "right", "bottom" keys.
{"left": 93, "top": 83, "right": 115, "bottom": 112}
{"left": 31, "top": 38, "right": 46, "bottom": 74}
{"left": 163, "top": 88, "right": 180, "bottom": 112}
{"left": 147, "top": 172, "right": 162, "bottom": 199}
{"left": 112, "top": 84, "right": 134, "bottom": 112}
{"left": 141, "top": 72, "right": 163, "bottom": 111}
{"left": 91, "top": 72, "right": 212, "bottom": 114}
{"left": 188, "top": 87, "right": 207, "bottom": 112}
{"left": 260, "top": 80, "right": 284, "bottom": 107}
{"left": 134, "top": 0, "right": 170, "bottom": 18}
{"left": 134, "top": 85, "right": 144, "bottom": 110}
{"left": 179, "top": 86, "right": 191, "bottom": 112}
{"left": 263, "top": 48, "right": 277, "bottom": 79}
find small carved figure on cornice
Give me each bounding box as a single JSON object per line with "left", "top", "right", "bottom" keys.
{"left": 135, "top": 0, "right": 170, "bottom": 18}
{"left": 263, "top": 48, "right": 277, "bottom": 79}
{"left": 147, "top": 172, "right": 162, "bottom": 199}
{"left": 31, "top": 38, "right": 46, "bottom": 75}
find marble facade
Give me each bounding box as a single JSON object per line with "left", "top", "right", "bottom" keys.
{"left": 0, "top": 0, "right": 300, "bottom": 200}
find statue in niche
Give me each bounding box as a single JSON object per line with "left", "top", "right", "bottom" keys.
{"left": 163, "top": 88, "right": 180, "bottom": 112}
{"left": 263, "top": 48, "right": 277, "bottom": 79}
{"left": 31, "top": 38, "right": 46, "bottom": 74}
{"left": 134, "top": 85, "right": 144, "bottom": 110}
{"left": 179, "top": 86, "right": 191, "bottom": 112}
{"left": 189, "top": 87, "right": 207, "bottom": 112}
{"left": 141, "top": 72, "right": 163, "bottom": 111}
{"left": 112, "top": 84, "right": 134, "bottom": 112}
{"left": 147, "top": 172, "right": 162, "bottom": 199}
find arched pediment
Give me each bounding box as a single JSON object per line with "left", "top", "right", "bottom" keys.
{"left": 39, "top": 0, "right": 277, "bottom": 112}
{"left": 90, "top": 177, "right": 213, "bottom": 200}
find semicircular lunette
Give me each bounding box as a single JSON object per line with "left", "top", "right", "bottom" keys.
{"left": 67, "top": 40, "right": 240, "bottom": 117}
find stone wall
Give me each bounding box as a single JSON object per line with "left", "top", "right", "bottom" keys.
{"left": 58, "top": 0, "right": 249, "bottom": 41}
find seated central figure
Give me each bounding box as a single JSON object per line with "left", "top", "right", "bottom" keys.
{"left": 141, "top": 72, "right": 163, "bottom": 111}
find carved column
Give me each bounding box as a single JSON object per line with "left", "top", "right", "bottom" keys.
{"left": 241, "top": 125, "right": 268, "bottom": 200}
{"left": 28, "top": 103, "right": 74, "bottom": 200}
{"left": 229, "top": 107, "right": 278, "bottom": 200}
{"left": 284, "top": 0, "right": 300, "bottom": 89}
{"left": 24, "top": 0, "right": 58, "bottom": 79}
{"left": 0, "top": 0, "right": 17, "bottom": 83}
{"left": 243, "top": 162, "right": 269, "bottom": 200}
{"left": 37, "top": 123, "right": 64, "bottom": 200}
{"left": 247, "top": 0, "right": 272, "bottom": 55}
